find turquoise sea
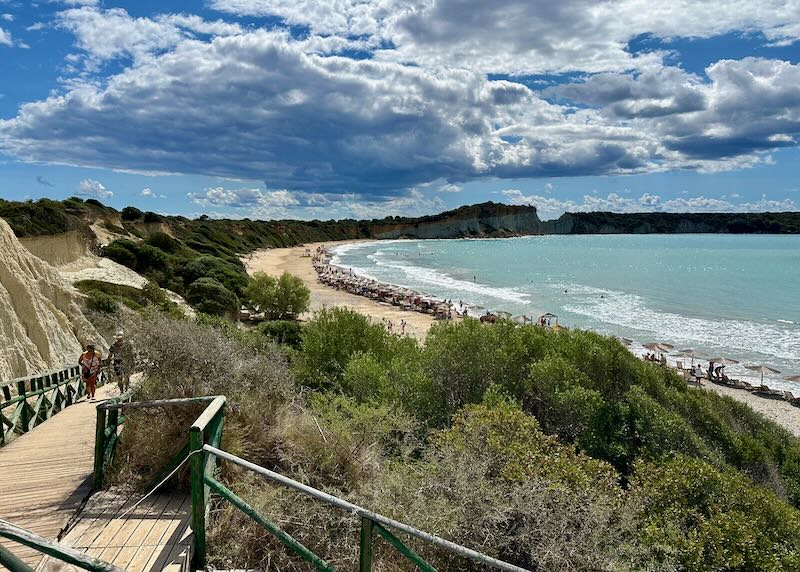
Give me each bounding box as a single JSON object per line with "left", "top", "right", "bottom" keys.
{"left": 331, "top": 235, "right": 800, "bottom": 391}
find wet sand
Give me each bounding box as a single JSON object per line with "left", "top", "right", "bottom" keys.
{"left": 244, "top": 241, "right": 800, "bottom": 438}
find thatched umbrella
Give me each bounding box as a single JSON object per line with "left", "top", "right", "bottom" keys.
{"left": 745, "top": 364, "right": 781, "bottom": 389}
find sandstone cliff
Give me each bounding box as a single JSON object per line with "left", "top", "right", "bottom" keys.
{"left": 371, "top": 202, "right": 544, "bottom": 239}
{"left": 0, "top": 219, "right": 103, "bottom": 380}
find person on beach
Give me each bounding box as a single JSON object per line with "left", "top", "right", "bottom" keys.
{"left": 660, "top": 353, "right": 667, "bottom": 366}
{"left": 108, "top": 331, "right": 134, "bottom": 394}
{"left": 79, "top": 341, "right": 102, "bottom": 401}
{"left": 400, "top": 320, "right": 406, "bottom": 335}
{"left": 387, "top": 320, "right": 393, "bottom": 334}
{"left": 707, "top": 361, "right": 715, "bottom": 380}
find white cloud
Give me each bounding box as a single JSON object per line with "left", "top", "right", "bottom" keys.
{"left": 0, "top": 27, "right": 12, "bottom": 46}
{"left": 187, "top": 187, "right": 300, "bottom": 209}
{"left": 437, "top": 183, "right": 461, "bottom": 193}
{"left": 1, "top": 14, "right": 13, "bottom": 22}
{"left": 211, "top": 0, "right": 800, "bottom": 75}
{"left": 0, "top": 2, "right": 799, "bottom": 200}
{"left": 139, "top": 187, "right": 165, "bottom": 198}
{"left": 76, "top": 178, "right": 112, "bottom": 198}
{"left": 502, "top": 189, "right": 797, "bottom": 219}
{"left": 55, "top": 7, "right": 242, "bottom": 69}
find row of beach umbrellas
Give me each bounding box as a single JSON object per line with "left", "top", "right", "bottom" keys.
{"left": 631, "top": 340, "right": 799, "bottom": 388}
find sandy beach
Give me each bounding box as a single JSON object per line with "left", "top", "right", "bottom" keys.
{"left": 244, "top": 240, "right": 435, "bottom": 340}
{"left": 244, "top": 240, "right": 800, "bottom": 437}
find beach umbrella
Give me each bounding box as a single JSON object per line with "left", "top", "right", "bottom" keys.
{"left": 644, "top": 342, "right": 674, "bottom": 352}
{"left": 784, "top": 375, "right": 800, "bottom": 382}
{"left": 615, "top": 336, "right": 633, "bottom": 346}
{"left": 708, "top": 357, "right": 739, "bottom": 365}
{"left": 513, "top": 316, "right": 528, "bottom": 324}
{"left": 497, "top": 311, "right": 512, "bottom": 319}
{"left": 745, "top": 364, "right": 781, "bottom": 388}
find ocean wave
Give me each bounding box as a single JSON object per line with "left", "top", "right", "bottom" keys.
{"left": 559, "top": 282, "right": 800, "bottom": 361}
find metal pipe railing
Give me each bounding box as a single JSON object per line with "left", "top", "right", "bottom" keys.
{"left": 0, "top": 519, "right": 124, "bottom": 572}
{"left": 203, "top": 444, "right": 530, "bottom": 572}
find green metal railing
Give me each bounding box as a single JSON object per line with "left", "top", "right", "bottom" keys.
{"left": 23, "top": 394, "right": 527, "bottom": 572}
{"left": 1, "top": 363, "right": 109, "bottom": 447}
{"left": 187, "top": 399, "right": 528, "bottom": 572}
{"left": 93, "top": 395, "right": 220, "bottom": 489}
{"left": 0, "top": 519, "right": 123, "bottom": 572}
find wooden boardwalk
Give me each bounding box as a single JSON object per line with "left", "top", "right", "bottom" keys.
{"left": 38, "top": 488, "right": 191, "bottom": 572}
{"left": 1, "top": 379, "right": 194, "bottom": 572}
{"left": 0, "top": 384, "right": 117, "bottom": 569}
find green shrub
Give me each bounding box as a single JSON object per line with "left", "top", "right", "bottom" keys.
{"left": 85, "top": 290, "right": 119, "bottom": 313}
{"left": 256, "top": 320, "right": 303, "bottom": 347}
{"left": 121, "top": 206, "right": 142, "bottom": 220}
{"left": 182, "top": 255, "right": 248, "bottom": 296}
{"left": 293, "top": 307, "right": 392, "bottom": 389}
{"left": 186, "top": 277, "right": 239, "bottom": 318}
{"left": 144, "top": 231, "right": 181, "bottom": 253}
{"left": 244, "top": 272, "right": 310, "bottom": 320}
{"left": 631, "top": 457, "right": 800, "bottom": 571}
{"left": 103, "top": 239, "right": 140, "bottom": 268}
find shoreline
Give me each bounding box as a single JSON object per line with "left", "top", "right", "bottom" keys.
{"left": 243, "top": 239, "right": 800, "bottom": 438}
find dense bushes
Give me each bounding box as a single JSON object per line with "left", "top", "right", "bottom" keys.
{"left": 112, "top": 310, "right": 800, "bottom": 571}
{"left": 185, "top": 278, "right": 239, "bottom": 318}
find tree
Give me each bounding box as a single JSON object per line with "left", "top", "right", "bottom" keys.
{"left": 244, "top": 271, "right": 310, "bottom": 320}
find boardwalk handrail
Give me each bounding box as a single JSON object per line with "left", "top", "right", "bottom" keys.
{"left": 0, "top": 519, "right": 124, "bottom": 572}
{"left": 190, "top": 412, "right": 529, "bottom": 571}
{"left": 92, "top": 395, "right": 222, "bottom": 488}
{"left": 1, "top": 362, "right": 109, "bottom": 447}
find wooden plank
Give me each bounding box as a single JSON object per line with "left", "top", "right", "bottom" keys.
{"left": 0, "top": 384, "right": 118, "bottom": 570}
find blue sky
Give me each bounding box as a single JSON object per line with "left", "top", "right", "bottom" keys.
{"left": 0, "top": 0, "right": 799, "bottom": 221}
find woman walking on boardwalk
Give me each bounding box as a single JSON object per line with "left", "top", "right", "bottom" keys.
{"left": 79, "top": 341, "right": 102, "bottom": 401}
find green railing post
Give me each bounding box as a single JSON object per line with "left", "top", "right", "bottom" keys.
{"left": 16, "top": 381, "right": 28, "bottom": 433}
{"left": 190, "top": 426, "right": 206, "bottom": 570}
{"left": 93, "top": 407, "right": 106, "bottom": 489}
{"left": 0, "top": 541, "right": 35, "bottom": 572}
{"left": 359, "top": 517, "right": 374, "bottom": 572}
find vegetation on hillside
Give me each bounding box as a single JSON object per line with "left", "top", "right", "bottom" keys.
{"left": 561, "top": 211, "right": 800, "bottom": 234}
{"left": 107, "top": 310, "right": 800, "bottom": 571}
{"left": 75, "top": 279, "right": 182, "bottom": 317}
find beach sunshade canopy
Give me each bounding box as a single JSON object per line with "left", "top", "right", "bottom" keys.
{"left": 784, "top": 375, "right": 800, "bottom": 382}
{"left": 616, "top": 336, "right": 633, "bottom": 346}
{"left": 745, "top": 364, "right": 781, "bottom": 387}
{"left": 708, "top": 357, "right": 739, "bottom": 365}
{"left": 541, "top": 312, "right": 558, "bottom": 318}
{"left": 497, "top": 311, "right": 512, "bottom": 318}
{"left": 745, "top": 365, "right": 781, "bottom": 375}
{"left": 644, "top": 342, "right": 674, "bottom": 351}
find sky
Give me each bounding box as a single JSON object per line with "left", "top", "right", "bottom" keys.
{"left": 0, "top": 1, "right": 799, "bottom": 221}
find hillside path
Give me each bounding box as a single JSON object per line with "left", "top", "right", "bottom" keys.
{"left": 0, "top": 384, "right": 117, "bottom": 569}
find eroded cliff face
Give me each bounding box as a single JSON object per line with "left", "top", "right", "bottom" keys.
{"left": 371, "top": 203, "right": 544, "bottom": 239}
{"left": 0, "top": 219, "right": 103, "bottom": 380}
{"left": 19, "top": 230, "right": 94, "bottom": 267}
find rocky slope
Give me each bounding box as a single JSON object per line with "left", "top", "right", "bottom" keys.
{"left": 0, "top": 219, "right": 103, "bottom": 380}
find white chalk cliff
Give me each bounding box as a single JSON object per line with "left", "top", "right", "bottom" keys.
{"left": 0, "top": 219, "right": 102, "bottom": 380}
